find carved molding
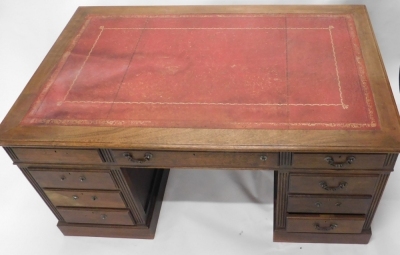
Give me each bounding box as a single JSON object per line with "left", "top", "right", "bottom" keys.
{"left": 363, "top": 173, "right": 389, "bottom": 229}
{"left": 4, "top": 147, "right": 18, "bottom": 161}
{"left": 279, "top": 152, "right": 293, "bottom": 167}
{"left": 275, "top": 172, "right": 289, "bottom": 228}
{"left": 110, "top": 169, "right": 142, "bottom": 225}
{"left": 98, "top": 149, "right": 115, "bottom": 163}
{"left": 383, "top": 153, "right": 398, "bottom": 168}
{"left": 20, "top": 168, "right": 64, "bottom": 221}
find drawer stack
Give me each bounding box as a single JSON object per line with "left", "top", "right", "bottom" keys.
{"left": 29, "top": 169, "right": 136, "bottom": 226}
{"left": 273, "top": 152, "right": 394, "bottom": 243}
{"left": 286, "top": 173, "right": 378, "bottom": 234}
{"left": 5, "top": 147, "right": 170, "bottom": 238}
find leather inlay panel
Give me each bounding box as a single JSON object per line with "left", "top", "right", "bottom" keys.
{"left": 21, "top": 14, "right": 379, "bottom": 130}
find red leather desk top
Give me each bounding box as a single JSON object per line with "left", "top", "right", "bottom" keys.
{"left": 22, "top": 14, "right": 379, "bottom": 130}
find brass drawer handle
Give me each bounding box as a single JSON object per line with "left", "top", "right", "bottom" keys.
{"left": 314, "top": 223, "right": 338, "bottom": 231}
{"left": 319, "top": 181, "right": 347, "bottom": 191}
{"left": 123, "top": 152, "right": 153, "bottom": 164}
{"left": 324, "top": 156, "right": 356, "bottom": 168}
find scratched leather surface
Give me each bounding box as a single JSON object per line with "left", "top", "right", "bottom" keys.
{"left": 21, "top": 14, "right": 379, "bottom": 130}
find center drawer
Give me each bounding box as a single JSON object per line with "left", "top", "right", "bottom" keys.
{"left": 287, "top": 194, "right": 372, "bottom": 214}
{"left": 44, "top": 190, "right": 127, "bottom": 208}
{"left": 112, "top": 150, "right": 279, "bottom": 168}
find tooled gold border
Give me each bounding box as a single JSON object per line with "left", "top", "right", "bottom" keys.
{"left": 24, "top": 117, "right": 375, "bottom": 129}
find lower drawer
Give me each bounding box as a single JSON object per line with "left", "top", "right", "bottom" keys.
{"left": 286, "top": 214, "right": 365, "bottom": 234}
{"left": 58, "top": 208, "right": 135, "bottom": 225}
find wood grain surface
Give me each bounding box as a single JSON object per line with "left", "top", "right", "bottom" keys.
{"left": 0, "top": 6, "right": 399, "bottom": 152}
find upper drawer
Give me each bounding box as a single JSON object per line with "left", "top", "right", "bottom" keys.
{"left": 11, "top": 148, "right": 102, "bottom": 164}
{"left": 292, "top": 153, "right": 386, "bottom": 169}
{"left": 289, "top": 173, "right": 379, "bottom": 195}
{"left": 29, "top": 169, "right": 118, "bottom": 190}
{"left": 112, "top": 150, "right": 279, "bottom": 169}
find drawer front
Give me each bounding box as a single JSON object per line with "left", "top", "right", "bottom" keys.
{"left": 12, "top": 148, "right": 102, "bottom": 164}
{"left": 287, "top": 195, "right": 372, "bottom": 214}
{"left": 112, "top": 150, "right": 279, "bottom": 168}
{"left": 286, "top": 214, "right": 365, "bottom": 234}
{"left": 44, "top": 190, "right": 126, "bottom": 208}
{"left": 58, "top": 208, "right": 135, "bottom": 225}
{"left": 292, "top": 153, "right": 386, "bottom": 169}
{"left": 30, "top": 169, "right": 117, "bottom": 190}
{"left": 289, "top": 174, "right": 378, "bottom": 195}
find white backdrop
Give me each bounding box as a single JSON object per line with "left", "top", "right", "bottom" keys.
{"left": 1, "top": 1, "right": 400, "bottom": 254}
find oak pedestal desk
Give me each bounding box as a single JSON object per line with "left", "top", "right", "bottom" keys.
{"left": 1, "top": 5, "right": 400, "bottom": 244}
